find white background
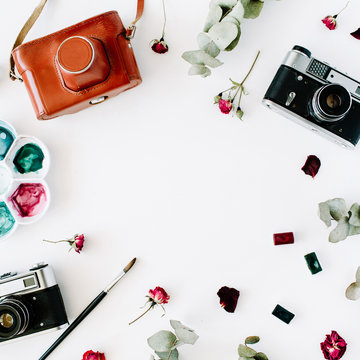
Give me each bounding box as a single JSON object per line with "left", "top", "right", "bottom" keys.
{"left": 1, "top": 0, "right": 360, "bottom": 359}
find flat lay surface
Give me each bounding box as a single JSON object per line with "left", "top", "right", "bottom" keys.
{"left": 1, "top": 0, "right": 360, "bottom": 359}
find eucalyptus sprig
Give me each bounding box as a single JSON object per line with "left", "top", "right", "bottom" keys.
{"left": 318, "top": 198, "right": 360, "bottom": 243}
{"left": 238, "top": 336, "right": 268, "bottom": 360}
{"left": 182, "top": 0, "right": 265, "bottom": 77}
{"left": 148, "top": 320, "right": 199, "bottom": 360}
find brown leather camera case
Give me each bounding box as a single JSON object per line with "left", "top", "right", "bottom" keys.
{"left": 12, "top": 11, "right": 142, "bottom": 120}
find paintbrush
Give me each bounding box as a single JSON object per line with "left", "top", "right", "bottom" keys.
{"left": 38, "top": 258, "right": 137, "bottom": 360}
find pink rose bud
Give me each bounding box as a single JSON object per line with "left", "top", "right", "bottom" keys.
{"left": 148, "top": 286, "right": 170, "bottom": 304}
{"left": 322, "top": 15, "right": 337, "bottom": 30}
{"left": 219, "top": 99, "right": 232, "bottom": 114}
{"left": 73, "top": 234, "right": 85, "bottom": 253}
{"left": 82, "top": 350, "right": 105, "bottom": 360}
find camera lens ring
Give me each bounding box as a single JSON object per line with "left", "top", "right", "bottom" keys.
{"left": 312, "top": 84, "right": 352, "bottom": 123}
{"left": 0, "top": 297, "right": 30, "bottom": 339}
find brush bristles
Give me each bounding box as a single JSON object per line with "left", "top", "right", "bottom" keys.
{"left": 124, "top": 258, "right": 136, "bottom": 273}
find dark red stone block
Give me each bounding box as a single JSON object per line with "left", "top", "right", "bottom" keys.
{"left": 273, "top": 232, "right": 294, "bottom": 246}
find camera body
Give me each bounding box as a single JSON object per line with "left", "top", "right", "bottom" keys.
{"left": 12, "top": 11, "right": 142, "bottom": 120}
{"left": 263, "top": 45, "right": 360, "bottom": 149}
{"left": 0, "top": 264, "right": 68, "bottom": 343}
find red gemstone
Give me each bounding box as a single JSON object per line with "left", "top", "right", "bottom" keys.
{"left": 273, "top": 232, "right": 294, "bottom": 245}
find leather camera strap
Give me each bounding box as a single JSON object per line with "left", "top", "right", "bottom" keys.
{"left": 9, "top": 0, "right": 145, "bottom": 81}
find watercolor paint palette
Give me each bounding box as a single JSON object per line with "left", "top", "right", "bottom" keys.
{"left": 0, "top": 120, "right": 50, "bottom": 241}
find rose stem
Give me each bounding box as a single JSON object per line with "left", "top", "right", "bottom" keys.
{"left": 128, "top": 305, "right": 153, "bottom": 325}
{"left": 161, "top": 0, "right": 167, "bottom": 40}
{"left": 336, "top": 0, "right": 350, "bottom": 16}
{"left": 240, "top": 50, "right": 260, "bottom": 86}
{"left": 43, "top": 239, "right": 70, "bottom": 243}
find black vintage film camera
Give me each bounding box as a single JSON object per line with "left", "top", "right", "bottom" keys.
{"left": 0, "top": 263, "right": 68, "bottom": 343}
{"left": 263, "top": 45, "right": 360, "bottom": 149}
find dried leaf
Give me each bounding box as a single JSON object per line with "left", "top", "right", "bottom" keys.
{"left": 349, "top": 203, "right": 360, "bottom": 226}
{"left": 345, "top": 282, "right": 360, "bottom": 301}
{"left": 147, "top": 331, "right": 177, "bottom": 352}
{"left": 208, "top": 22, "right": 239, "bottom": 50}
{"left": 182, "top": 50, "right": 223, "bottom": 68}
{"left": 245, "top": 336, "right": 260, "bottom": 345}
{"left": 238, "top": 344, "right": 257, "bottom": 357}
{"left": 329, "top": 217, "right": 349, "bottom": 243}
{"left": 204, "top": 5, "right": 223, "bottom": 32}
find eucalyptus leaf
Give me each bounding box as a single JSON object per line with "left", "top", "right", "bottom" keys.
{"left": 318, "top": 202, "right": 332, "bottom": 227}
{"left": 170, "top": 321, "right": 199, "bottom": 345}
{"left": 222, "top": 17, "right": 241, "bottom": 51}
{"left": 188, "top": 65, "right": 211, "bottom": 77}
{"left": 208, "top": 22, "right": 239, "bottom": 50}
{"left": 329, "top": 217, "right": 350, "bottom": 243}
{"left": 356, "top": 266, "right": 360, "bottom": 284}
{"left": 197, "top": 33, "right": 221, "bottom": 57}
{"left": 222, "top": 1, "right": 245, "bottom": 23}
{"left": 238, "top": 344, "right": 257, "bottom": 357}
{"left": 241, "top": 0, "right": 264, "bottom": 19}
{"left": 155, "top": 349, "right": 179, "bottom": 360}
{"left": 182, "top": 50, "right": 223, "bottom": 68}
{"left": 147, "top": 331, "right": 177, "bottom": 352}
{"left": 203, "top": 5, "right": 223, "bottom": 32}
{"left": 245, "top": 336, "right": 260, "bottom": 345}
{"left": 254, "top": 352, "right": 269, "bottom": 360}
{"left": 239, "top": 357, "right": 254, "bottom": 360}
{"left": 345, "top": 282, "right": 360, "bottom": 301}
{"left": 349, "top": 203, "right": 360, "bottom": 226}
{"left": 348, "top": 224, "right": 360, "bottom": 236}
{"left": 327, "top": 198, "right": 348, "bottom": 221}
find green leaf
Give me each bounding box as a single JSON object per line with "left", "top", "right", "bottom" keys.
{"left": 345, "top": 282, "right": 360, "bottom": 301}
{"left": 254, "top": 352, "right": 269, "bottom": 360}
{"left": 238, "top": 344, "right": 257, "bottom": 357}
{"left": 329, "top": 216, "right": 350, "bottom": 243}
{"left": 188, "top": 65, "right": 211, "bottom": 77}
{"left": 222, "top": 16, "right": 241, "bottom": 51}
{"left": 182, "top": 50, "right": 223, "bottom": 68}
{"left": 241, "top": 0, "right": 264, "bottom": 19}
{"left": 155, "top": 349, "right": 179, "bottom": 360}
{"left": 147, "top": 331, "right": 177, "bottom": 352}
{"left": 203, "top": 5, "right": 223, "bottom": 32}
{"left": 348, "top": 224, "right": 360, "bottom": 236}
{"left": 318, "top": 198, "right": 347, "bottom": 227}
{"left": 239, "top": 357, "right": 254, "bottom": 360}
{"left": 349, "top": 203, "right": 360, "bottom": 226}
{"left": 170, "top": 320, "right": 199, "bottom": 345}
{"left": 208, "top": 22, "right": 239, "bottom": 51}
{"left": 197, "top": 33, "right": 221, "bottom": 57}
{"left": 223, "top": 1, "right": 245, "bottom": 23}
{"left": 245, "top": 336, "right": 260, "bottom": 345}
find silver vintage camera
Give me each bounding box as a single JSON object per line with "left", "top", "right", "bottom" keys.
{"left": 263, "top": 45, "right": 360, "bottom": 149}
{"left": 0, "top": 263, "right": 68, "bottom": 343}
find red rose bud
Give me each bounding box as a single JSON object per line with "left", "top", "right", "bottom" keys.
{"left": 148, "top": 286, "right": 170, "bottom": 305}
{"left": 351, "top": 28, "right": 360, "bottom": 40}
{"left": 301, "top": 155, "right": 321, "bottom": 178}
{"left": 151, "top": 39, "right": 169, "bottom": 54}
{"left": 219, "top": 99, "right": 232, "bottom": 114}
{"left": 82, "top": 350, "right": 105, "bottom": 360}
{"left": 73, "top": 234, "right": 85, "bottom": 253}
{"left": 322, "top": 15, "right": 337, "bottom": 30}
{"left": 217, "top": 286, "right": 240, "bottom": 313}
{"left": 273, "top": 232, "right": 294, "bottom": 245}
{"left": 321, "top": 331, "right": 347, "bottom": 360}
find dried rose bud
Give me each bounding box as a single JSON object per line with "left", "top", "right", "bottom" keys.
{"left": 151, "top": 38, "right": 169, "bottom": 54}
{"left": 301, "top": 155, "right": 321, "bottom": 178}
{"left": 82, "top": 350, "right": 105, "bottom": 360}
{"left": 219, "top": 99, "right": 232, "bottom": 114}
{"left": 217, "top": 286, "right": 240, "bottom": 313}
{"left": 321, "top": 331, "right": 347, "bottom": 360}
{"left": 148, "top": 286, "right": 170, "bottom": 304}
{"left": 322, "top": 15, "right": 337, "bottom": 30}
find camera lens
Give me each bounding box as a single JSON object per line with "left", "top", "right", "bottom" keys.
{"left": 0, "top": 297, "right": 31, "bottom": 339}
{"left": 312, "top": 84, "right": 352, "bottom": 122}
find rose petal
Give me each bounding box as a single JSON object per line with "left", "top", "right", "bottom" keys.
{"left": 351, "top": 28, "right": 360, "bottom": 40}
{"left": 82, "top": 350, "right": 105, "bottom": 360}
{"left": 301, "top": 155, "right": 321, "bottom": 178}
{"left": 218, "top": 99, "right": 232, "bottom": 114}
{"left": 217, "top": 286, "right": 239, "bottom": 313}
{"left": 320, "top": 331, "right": 347, "bottom": 360}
